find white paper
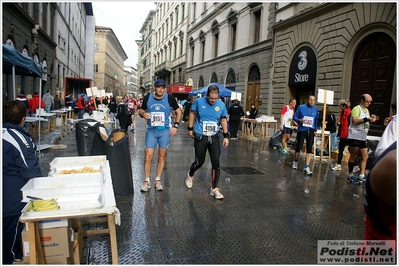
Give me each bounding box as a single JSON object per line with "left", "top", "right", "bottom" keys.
{"left": 231, "top": 92, "right": 242, "bottom": 102}
{"left": 99, "top": 90, "right": 105, "bottom": 97}
{"left": 317, "top": 89, "right": 334, "bottom": 105}
{"left": 91, "top": 87, "right": 98, "bottom": 96}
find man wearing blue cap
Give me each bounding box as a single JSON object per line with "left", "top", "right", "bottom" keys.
{"left": 138, "top": 79, "right": 182, "bottom": 192}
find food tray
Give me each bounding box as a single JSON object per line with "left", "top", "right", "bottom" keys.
{"left": 21, "top": 193, "right": 104, "bottom": 218}
{"left": 48, "top": 164, "right": 104, "bottom": 180}
{"left": 49, "top": 155, "right": 107, "bottom": 169}
{"left": 21, "top": 175, "right": 104, "bottom": 203}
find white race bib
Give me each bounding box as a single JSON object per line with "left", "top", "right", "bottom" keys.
{"left": 303, "top": 116, "right": 314, "bottom": 128}
{"left": 203, "top": 121, "right": 218, "bottom": 136}
{"left": 150, "top": 112, "right": 165, "bottom": 126}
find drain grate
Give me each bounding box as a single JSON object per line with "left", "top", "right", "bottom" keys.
{"left": 221, "top": 166, "right": 264, "bottom": 175}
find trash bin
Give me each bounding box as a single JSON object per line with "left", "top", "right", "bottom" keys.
{"left": 75, "top": 119, "right": 106, "bottom": 156}
{"left": 105, "top": 129, "right": 133, "bottom": 195}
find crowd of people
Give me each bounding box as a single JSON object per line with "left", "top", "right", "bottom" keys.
{"left": 3, "top": 82, "right": 396, "bottom": 263}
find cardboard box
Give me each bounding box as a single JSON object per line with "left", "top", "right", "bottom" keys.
{"left": 38, "top": 219, "right": 69, "bottom": 229}
{"left": 21, "top": 224, "right": 73, "bottom": 264}
{"left": 71, "top": 219, "right": 84, "bottom": 264}
{"left": 45, "top": 256, "right": 71, "bottom": 264}
{"left": 39, "top": 226, "right": 73, "bottom": 259}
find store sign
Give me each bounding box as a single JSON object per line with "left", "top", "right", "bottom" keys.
{"left": 289, "top": 46, "right": 317, "bottom": 86}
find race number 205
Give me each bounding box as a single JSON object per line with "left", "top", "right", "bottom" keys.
{"left": 317, "top": 240, "right": 396, "bottom": 264}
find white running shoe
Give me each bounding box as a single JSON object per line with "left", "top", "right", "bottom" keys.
{"left": 141, "top": 181, "right": 151, "bottom": 192}
{"left": 292, "top": 161, "right": 298, "bottom": 170}
{"left": 303, "top": 167, "right": 313, "bottom": 175}
{"left": 210, "top": 188, "right": 224, "bottom": 200}
{"left": 186, "top": 173, "right": 193, "bottom": 189}
{"left": 154, "top": 180, "right": 163, "bottom": 191}
{"left": 332, "top": 164, "right": 342, "bottom": 171}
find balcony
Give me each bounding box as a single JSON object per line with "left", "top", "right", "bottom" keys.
{"left": 154, "top": 60, "right": 172, "bottom": 76}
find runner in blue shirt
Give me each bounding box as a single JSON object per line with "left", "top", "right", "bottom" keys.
{"left": 185, "top": 85, "right": 229, "bottom": 200}
{"left": 138, "top": 79, "right": 182, "bottom": 192}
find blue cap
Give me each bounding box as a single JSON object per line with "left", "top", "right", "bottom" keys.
{"left": 154, "top": 79, "right": 167, "bottom": 87}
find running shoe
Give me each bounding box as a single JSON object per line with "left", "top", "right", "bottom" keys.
{"left": 281, "top": 149, "right": 289, "bottom": 156}
{"left": 348, "top": 175, "right": 361, "bottom": 184}
{"left": 154, "top": 180, "right": 163, "bottom": 191}
{"left": 353, "top": 166, "right": 360, "bottom": 174}
{"left": 331, "top": 164, "right": 342, "bottom": 171}
{"left": 358, "top": 176, "right": 366, "bottom": 183}
{"left": 292, "top": 161, "right": 298, "bottom": 170}
{"left": 210, "top": 188, "right": 224, "bottom": 200}
{"left": 303, "top": 167, "right": 313, "bottom": 175}
{"left": 186, "top": 173, "right": 193, "bottom": 189}
{"left": 141, "top": 181, "right": 151, "bottom": 192}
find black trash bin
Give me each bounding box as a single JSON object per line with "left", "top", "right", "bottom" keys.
{"left": 105, "top": 129, "right": 133, "bottom": 195}
{"left": 75, "top": 119, "right": 106, "bottom": 156}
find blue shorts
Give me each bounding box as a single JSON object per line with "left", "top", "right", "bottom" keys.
{"left": 145, "top": 127, "right": 171, "bottom": 149}
{"left": 282, "top": 126, "right": 293, "bottom": 135}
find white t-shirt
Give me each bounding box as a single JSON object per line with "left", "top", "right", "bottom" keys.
{"left": 375, "top": 115, "right": 396, "bottom": 157}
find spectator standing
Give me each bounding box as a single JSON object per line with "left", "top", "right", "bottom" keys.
{"left": 108, "top": 97, "right": 117, "bottom": 121}
{"left": 53, "top": 93, "right": 62, "bottom": 110}
{"left": 116, "top": 97, "right": 132, "bottom": 132}
{"left": 77, "top": 93, "right": 86, "bottom": 119}
{"left": 246, "top": 103, "right": 258, "bottom": 134}
{"left": 375, "top": 102, "right": 396, "bottom": 157}
{"left": 42, "top": 89, "right": 54, "bottom": 112}
{"left": 182, "top": 96, "right": 193, "bottom": 122}
{"left": 87, "top": 96, "right": 96, "bottom": 115}
{"left": 138, "top": 79, "right": 182, "bottom": 192}
{"left": 228, "top": 99, "right": 245, "bottom": 139}
{"left": 347, "top": 94, "right": 379, "bottom": 184}
{"left": 323, "top": 106, "right": 337, "bottom": 152}
{"left": 292, "top": 95, "right": 319, "bottom": 175}
{"left": 26, "top": 94, "right": 32, "bottom": 117}
{"left": 363, "top": 141, "right": 396, "bottom": 241}
{"left": 2, "top": 101, "right": 43, "bottom": 264}
{"left": 15, "top": 90, "right": 28, "bottom": 109}
{"left": 28, "top": 92, "right": 44, "bottom": 115}
{"left": 279, "top": 98, "right": 297, "bottom": 155}
{"left": 127, "top": 94, "right": 137, "bottom": 131}
{"left": 185, "top": 85, "right": 229, "bottom": 200}
{"left": 103, "top": 96, "right": 109, "bottom": 106}
{"left": 332, "top": 99, "right": 352, "bottom": 171}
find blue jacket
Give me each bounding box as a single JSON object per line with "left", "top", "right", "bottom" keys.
{"left": 2, "top": 122, "right": 43, "bottom": 217}
{"left": 293, "top": 103, "right": 319, "bottom": 132}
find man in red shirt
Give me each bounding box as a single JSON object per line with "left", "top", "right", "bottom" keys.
{"left": 77, "top": 93, "right": 86, "bottom": 119}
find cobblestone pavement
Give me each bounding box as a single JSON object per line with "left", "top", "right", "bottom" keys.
{"left": 35, "top": 117, "right": 365, "bottom": 264}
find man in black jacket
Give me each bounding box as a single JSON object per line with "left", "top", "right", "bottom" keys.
{"left": 228, "top": 99, "right": 244, "bottom": 139}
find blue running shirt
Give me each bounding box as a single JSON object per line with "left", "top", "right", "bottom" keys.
{"left": 192, "top": 97, "right": 227, "bottom": 136}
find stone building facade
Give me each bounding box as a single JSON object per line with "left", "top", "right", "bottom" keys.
{"left": 94, "top": 26, "right": 128, "bottom": 97}
{"left": 272, "top": 2, "right": 396, "bottom": 135}
{"left": 2, "top": 3, "right": 93, "bottom": 101}
{"left": 185, "top": 2, "right": 275, "bottom": 114}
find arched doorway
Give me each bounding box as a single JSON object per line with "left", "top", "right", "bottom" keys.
{"left": 246, "top": 65, "right": 260, "bottom": 111}
{"left": 350, "top": 32, "right": 396, "bottom": 136}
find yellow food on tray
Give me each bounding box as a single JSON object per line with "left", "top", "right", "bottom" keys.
{"left": 59, "top": 167, "right": 100, "bottom": 174}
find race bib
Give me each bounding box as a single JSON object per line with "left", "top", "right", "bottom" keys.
{"left": 203, "top": 121, "right": 218, "bottom": 136}
{"left": 303, "top": 116, "right": 314, "bottom": 128}
{"left": 150, "top": 112, "right": 165, "bottom": 127}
